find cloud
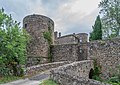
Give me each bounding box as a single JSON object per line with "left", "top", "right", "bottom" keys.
{"left": 0, "top": 0, "right": 46, "bottom": 23}
{"left": 69, "top": 9, "right": 100, "bottom": 33}
{"left": 51, "top": 0, "right": 100, "bottom": 35}
{"left": 0, "top": 0, "right": 101, "bottom": 35}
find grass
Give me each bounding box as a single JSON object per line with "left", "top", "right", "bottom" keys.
{"left": 40, "top": 79, "right": 58, "bottom": 85}
{"left": 0, "top": 76, "right": 22, "bottom": 84}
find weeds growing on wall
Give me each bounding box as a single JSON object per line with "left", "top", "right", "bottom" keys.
{"left": 92, "top": 59, "right": 102, "bottom": 81}
{"left": 43, "top": 25, "right": 52, "bottom": 62}
{"left": 92, "top": 60, "right": 120, "bottom": 85}
{"left": 107, "top": 65, "right": 120, "bottom": 84}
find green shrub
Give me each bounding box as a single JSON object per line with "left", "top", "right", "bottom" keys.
{"left": 43, "top": 31, "right": 52, "bottom": 45}
{"left": 40, "top": 79, "right": 58, "bottom": 85}
{"left": 0, "top": 76, "right": 22, "bottom": 84}
{"left": 92, "top": 59, "right": 102, "bottom": 81}
{"left": 107, "top": 65, "right": 120, "bottom": 85}
{"left": 0, "top": 8, "right": 30, "bottom": 77}
{"left": 108, "top": 77, "right": 120, "bottom": 83}
{"left": 108, "top": 82, "right": 120, "bottom": 85}
{"left": 43, "top": 26, "right": 53, "bottom": 62}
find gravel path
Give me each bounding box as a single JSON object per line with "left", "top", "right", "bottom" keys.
{"left": 1, "top": 71, "right": 50, "bottom": 85}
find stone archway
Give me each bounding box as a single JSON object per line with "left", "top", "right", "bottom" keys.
{"left": 89, "top": 68, "right": 94, "bottom": 79}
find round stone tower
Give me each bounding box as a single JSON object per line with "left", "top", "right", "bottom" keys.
{"left": 23, "top": 14, "right": 54, "bottom": 66}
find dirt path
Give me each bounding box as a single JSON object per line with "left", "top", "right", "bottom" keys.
{"left": 1, "top": 71, "right": 50, "bottom": 85}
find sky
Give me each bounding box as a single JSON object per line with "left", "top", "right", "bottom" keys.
{"left": 0, "top": 0, "right": 101, "bottom": 35}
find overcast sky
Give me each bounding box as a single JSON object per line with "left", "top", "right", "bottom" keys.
{"left": 0, "top": 0, "right": 101, "bottom": 35}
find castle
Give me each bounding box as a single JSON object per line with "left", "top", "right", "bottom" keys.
{"left": 23, "top": 14, "right": 120, "bottom": 85}
{"left": 23, "top": 14, "right": 88, "bottom": 66}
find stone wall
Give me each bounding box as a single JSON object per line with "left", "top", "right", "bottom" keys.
{"left": 50, "top": 60, "right": 109, "bottom": 85}
{"left": 25, "top": 61, "right": 71, "bottom": 76}
{"left": 79, "top": 43, "right": 88, "bottom": 60}
{"left": 23, "top": 14, "right": 54, "bottom": 65}
{"left": 50, "top": 60, "right": 94, "bottom": 78}
{"left": 26, "top": 56, "right": 49, "bottom": 67}
{"left": 51, "top": 44, "right": 79, "bottom": 62}
{"left": 54, "top": 33, "right": 88, "bottom": 45}
{"left": 54, "top": 34, "right": 79, "bottom": 45}
{"left": 89, "top": 38, "right": 120, "bottom": 79}
{"left": 51, "top": 43, "right": 88, "bottom": 62}
{"left": 75, "top": 33, "right": 88, "bottom": 43}
{"left": 52, "top": 33, "right": 88, "bottom": 62}
{"left": 51, "top": 71, "right": 111, "bottom": 85}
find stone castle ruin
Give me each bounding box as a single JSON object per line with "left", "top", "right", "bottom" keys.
{"left": 23, "top": 14, "right": 88, "bottom": 66}
{"left": 23, "top": 15, "right": 54, "bottom": 65}
{"left": 23, "top": 14, "right": 120, "bottom": 85}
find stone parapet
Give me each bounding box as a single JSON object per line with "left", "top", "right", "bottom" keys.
{"left": 25, "top": 61, "right": 71, "bottom": 76}
{"left": 50, "top": 71, "right": 111, "bottom": 85}
{"left": 50, "top": 60, "right": 94, "bottom": 78}
{"left": 50, "top": 60, "right": 111, "bottom": 85}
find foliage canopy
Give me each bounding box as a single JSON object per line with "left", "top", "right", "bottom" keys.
{"left": 0, "top": 8, "right": 30, "bottom": 76}
{"left": 99, "top": 0, "right": 120, "bottom": 39}
{"left": 89, "top": 15, "right": 102, "bottom": 41}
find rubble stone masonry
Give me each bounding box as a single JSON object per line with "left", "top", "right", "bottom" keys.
{"left": 89, "top": 38, "right": 120, "bottom": 79}
{"left": 23, "top": 14, "right": 54, "bottom": 66}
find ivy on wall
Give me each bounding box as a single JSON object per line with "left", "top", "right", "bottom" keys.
{"left": 43, "top": 25, "right": 53, "bottom": 62}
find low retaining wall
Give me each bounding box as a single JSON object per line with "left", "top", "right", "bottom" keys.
{"left": 50, "top": 60, "right": 111, "bottom": 85}
{"left": 51, "top": 60, "right": 94, "bottom": 78}
{"left": 25, "top": 61, "right": 71, "bottom": 76}
{"left": 51, "top": 71, "right": 111, "bottom": 85}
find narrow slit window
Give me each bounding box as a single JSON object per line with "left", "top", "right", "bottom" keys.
{"left": 25, "top": 24, "right": 27, "bottom": 28}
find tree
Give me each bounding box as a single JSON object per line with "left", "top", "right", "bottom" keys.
{"left": 99, "top": 0, "right": 120, "bottom": 39}
{"left": 89, "top": 15, "right": 102, "bottom": 41}
{"left": 0, "top": 8, "right": 30, "bottom": 76}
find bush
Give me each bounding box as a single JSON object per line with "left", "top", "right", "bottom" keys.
{"left": 107, "top": 65, "right": 120, "bottom": 85}
{"left": 43, "top": 26, "right": 52, "bottom": 62}
{"left": 92, "top": 59, "right": 102, "bottom": 81}
{"left": 0, "top": 76, "right": 22, "bottom": 84}
{"left": 0, "top": 8, "right": 30, "bottom": 77}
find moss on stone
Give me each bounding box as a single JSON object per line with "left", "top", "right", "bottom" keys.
{"left": 43, "top": 25, "right": 53, "bottom": 62}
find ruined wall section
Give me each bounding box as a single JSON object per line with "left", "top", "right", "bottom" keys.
{"left": 89, "top": 38, "right": 120, "bottom": 79}
{"left": 25, "top": 61, "right": 71, "bottom": 76}
{"left": 52, "top": 42, "right": 88, "bottom": 62}
{"left": 23, "top": 14, "right": 54, "bottom": 66}
{"left": 78, "top": 43, "right": 88, "bottom": 60}
{"left": 75, "top": 33, "right": 88, "bottom": 43}
{"left": 51, "top": 60, "right": 94, "bottom": 78}
{"left": 54, "top": 33, "right": 88, "bottom": 45}
{"left": 51, "top": 44, "right": 79, "bottom": 62}
{"left": 52, "top": 33, "right": 88, "bottom": 62}
{"left": 50, "top": 60, "right": 107, "bottom": 85}
{"left": 51, "top": 72, "right": 111, "bottom": 85}
{"left": 54, "top": 34, "right": 79, "bottom": 45}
